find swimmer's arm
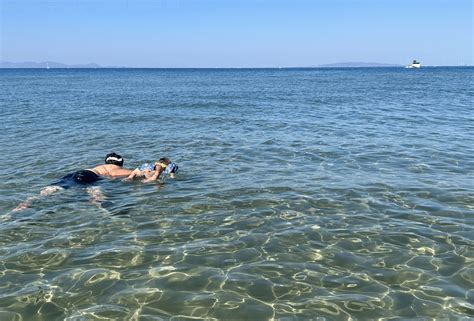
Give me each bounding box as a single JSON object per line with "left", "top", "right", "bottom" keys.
{"left": 123, "top": 169, "right": 140, "bottom": 181}
{"left": 143, "top": 168, "right": 163, "bottom": 183}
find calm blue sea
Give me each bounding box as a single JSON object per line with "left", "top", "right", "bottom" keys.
{"left": 0, "top": 67, "right": 473, "bottom": 320}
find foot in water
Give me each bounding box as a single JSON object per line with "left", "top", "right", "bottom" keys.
{"left": 40, "top": 186, "right": 63, "bottom": 196}
{"left": 87, "top": 186, "right": 105, "bottom": 208}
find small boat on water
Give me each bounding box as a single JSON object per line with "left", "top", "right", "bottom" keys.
{"left": 405, "top": 60, "right": 421, "bottom": 68}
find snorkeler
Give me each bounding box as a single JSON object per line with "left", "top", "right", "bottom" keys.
{"left": 13, "top": 152, "right": 133, "bottom": 211}
{"left": 124, "top": 157, "right": 179, "bottom": 183}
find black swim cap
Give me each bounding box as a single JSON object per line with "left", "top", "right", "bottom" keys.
{"left": 105, "top": 152, "right": 124, "bottom": 166}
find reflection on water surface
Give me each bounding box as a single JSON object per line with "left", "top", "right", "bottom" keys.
{"left": 0, "top": 68, "right": 473, "bottom": 320}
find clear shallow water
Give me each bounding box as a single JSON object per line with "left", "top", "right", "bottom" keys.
{"left": 0, "top": 67, "right": 473, "bottom": 320}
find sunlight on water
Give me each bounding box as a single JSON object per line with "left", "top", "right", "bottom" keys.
{"left": 0, "top": 68, "right": 473, "bottom": 320}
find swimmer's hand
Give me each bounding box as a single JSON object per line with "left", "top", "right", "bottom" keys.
{"left": 142, "top": 167, "right": 162, "bottom": 183}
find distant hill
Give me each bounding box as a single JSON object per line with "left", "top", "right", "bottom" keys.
{"left": 318, "top": 62, "right": 402, "bottom": 68}
{"left": 0, "top": 61, "right": 105, "bottom": 68}
{"left": 1, "top": 61, "right": 408, "bottom": 69}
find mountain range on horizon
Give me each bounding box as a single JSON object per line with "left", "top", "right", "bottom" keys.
{"left": 0, "top": 61, "right": 108, "bottom": 68}
{"left": 2, "top": 61, "right": 468, "bottom": 68}
{"left": 317, "top": 62, "right": 402, "bottom": 68}
{"left": 0, "top": 61, "right": 409, "bottom": 69}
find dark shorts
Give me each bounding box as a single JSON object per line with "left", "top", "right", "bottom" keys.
{"left": 53, "top": 170, "right": 101, "bottom": 189}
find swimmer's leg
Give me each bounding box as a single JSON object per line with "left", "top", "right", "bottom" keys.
{"left": 40, "top": 185, "right": 63, "bottom": 196}
{"left": 12, "top": 195, "right": 38, "bottom": 212}
{"left": 13, "top": 185, "right": 64, "bottom": 212}
{"left": 87, "top": 186, "right": 105, "bottom": 208}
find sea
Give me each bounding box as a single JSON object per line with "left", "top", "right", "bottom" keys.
{"left": 0, "top": 67, "right": 472, "bottom": 320}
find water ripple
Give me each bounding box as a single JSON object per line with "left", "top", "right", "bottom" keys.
{"left": 0, "top": 68, "right": 473, "bottom": 320}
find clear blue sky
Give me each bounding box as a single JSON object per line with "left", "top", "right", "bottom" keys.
{"left": 1, "top": 0, "right": 472, "bottom": 67}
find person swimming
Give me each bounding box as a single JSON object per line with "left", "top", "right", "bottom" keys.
{"left": 52, "top": 152, "right": 131, "bottom": 189}
{"left": 124, "top": 157, "right": 179, "bottom": 183}
{"left": 13, "top": 152, "right": 133, "bottom": 211}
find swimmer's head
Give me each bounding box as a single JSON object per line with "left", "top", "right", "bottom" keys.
{"left": 155, "top": 157, "right": 178, "bottom": 174}
{"left": 105, "top": 152, "right": 124, "bottom": 167}
{"left": 158, "top": 157, "right": 171, "bottom": 166}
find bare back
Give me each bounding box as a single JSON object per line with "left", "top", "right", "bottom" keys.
{"left": 90, "top": 164, "right": 133, "bottom": 177}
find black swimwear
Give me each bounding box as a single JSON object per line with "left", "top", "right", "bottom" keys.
{"left": 53, "top": 170, "right": 101, "bottom": 189}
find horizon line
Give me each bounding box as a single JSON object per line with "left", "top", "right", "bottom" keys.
{"left": 2, "top": 61, "right": 472, "bottom": 69}
{"left": 1, "top": 65, "right": 472, "bottom": 69}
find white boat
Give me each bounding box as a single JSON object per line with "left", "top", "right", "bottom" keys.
{"left": 405, "top": 60, "right": 421, "bottom": 68}
{"left": 46, "top": 62, "right": 50, "bottom": 69}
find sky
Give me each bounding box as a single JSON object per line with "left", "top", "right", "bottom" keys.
{"left": 0, "top": 0, "right": 472, "bottom": 67}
